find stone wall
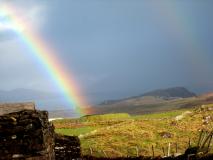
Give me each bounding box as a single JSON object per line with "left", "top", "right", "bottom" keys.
{"left": 0, "top": 105, "right": 82, "bottom": 160}
{"left": 55, "top": 134, "right": 81, "bottom": 159}
{"left": 0, "top": 110, "right": 55, "bottom": 160}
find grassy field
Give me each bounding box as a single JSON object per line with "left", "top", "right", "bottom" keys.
{"left": 53, "top": 105, "right": 213, "bottom": 158}
{"left": 55, "top": 127, "right": 96, "bottom": 136}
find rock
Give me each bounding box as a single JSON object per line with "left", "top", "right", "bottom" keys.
{"left": 175, "top": 111, "right": 192, "bottom": 121}
{"left": 170, "top": 121, "right": 178, "bottom": 126}
{"left": 159, "top": 132, "right": 173, "bottom": 138}
{"left": 202, "top": 115, "right": 213, "bottom": 125}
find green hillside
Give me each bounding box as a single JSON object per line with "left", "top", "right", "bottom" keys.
{"left": 54, "top": 104, "right": 213, "bottom": 158}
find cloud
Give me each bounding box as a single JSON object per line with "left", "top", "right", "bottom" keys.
{"left": 0, "top": 0, "right": 56, "bottom": 92}
{"left": 0, "top": 0, "right": 47, "bottom": 41}
{"left": 0, "top": 35, "right": 55, "bottom": 92}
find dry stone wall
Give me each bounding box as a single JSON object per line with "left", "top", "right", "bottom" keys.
{"left": 55, "top": 134, "right": 81, "bottom": 159}
{"left": 0, "top": 103, "right": 82, "bottom": 160}
{"left": 0, "top": 110, "right": 55, "bottom": 159}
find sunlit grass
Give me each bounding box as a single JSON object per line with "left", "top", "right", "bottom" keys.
{"left": 133, "top": 109, "right": 188, "bottom": 119}
{"left": 80, "top": 113, "right": 131, "bottom": 122}
{"left": 53, "top": 106, "right": 213, "bottom": 157}
{"left": 55, "top": 126, "right": 96, "bottom": 136}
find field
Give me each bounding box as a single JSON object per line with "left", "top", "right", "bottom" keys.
{"left": 53, "top": 105, "right": 213, "bottom": 158}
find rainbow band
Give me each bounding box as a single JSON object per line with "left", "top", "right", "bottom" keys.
{"left": 1, "top": 5, "right": 91, "bottom": 115}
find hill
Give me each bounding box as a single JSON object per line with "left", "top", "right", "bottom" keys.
{"left": 93, "top": 87, "right": 210, "bottom": 115}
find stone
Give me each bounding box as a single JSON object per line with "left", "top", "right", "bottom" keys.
{"left": 159, "top": 132, "right": 173, "bottom": 138}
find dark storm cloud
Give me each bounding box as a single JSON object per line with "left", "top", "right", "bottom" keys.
{"left": 1, "top": 0, "right": 213, "bottom": 103}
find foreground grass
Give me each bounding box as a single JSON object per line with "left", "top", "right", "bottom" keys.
{"left": 55, "top": 127, "right": 96, "bottom": 136}
{"left": 133, "top": 109, "right": 187, "bottom": 120}
{"left": 53, "top": 106, "right": 213, "bottom": 158}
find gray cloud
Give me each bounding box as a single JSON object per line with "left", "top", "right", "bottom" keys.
{"left": 0, "top": 38, "right": 56, "bottom": 92}
{"left": 0, "top": 30, "right": 16, "bottom": 41}
{"left": 0, "top": 0, "right": 213, "bottom": 104}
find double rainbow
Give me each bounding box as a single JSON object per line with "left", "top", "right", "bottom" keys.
{"left": 0, "top": 5, "right": 91, "bottom": 115}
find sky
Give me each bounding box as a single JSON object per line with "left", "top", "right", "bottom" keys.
{"left": 0, "top": 0, "right": 213, "bottom": 104}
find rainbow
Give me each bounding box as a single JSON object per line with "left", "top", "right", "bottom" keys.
{"left": 0, "top": 5, "right": 91, "bottom": 116}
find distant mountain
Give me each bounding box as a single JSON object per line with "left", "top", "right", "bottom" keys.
{"left": 98, "top": 87, "right": 196, "bottom": 106}
{"left": 0, "top": 88, "right": 59, "bottom": 102}
{"left": 94, "top": 87, "right": 201, "bottom": 115}
{"left": 141, "top": 87, "right": 196, "bottom": 98}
